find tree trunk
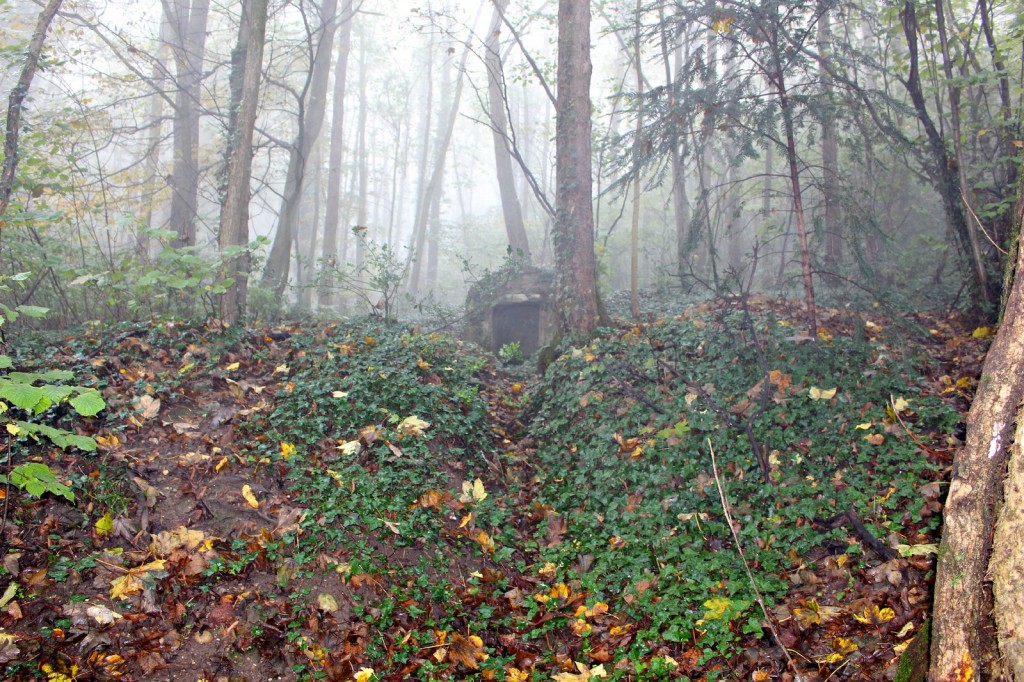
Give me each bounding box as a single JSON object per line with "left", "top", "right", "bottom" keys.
{"left": 262, "top": 0, "right": 340, "bottom": 295}
{"left": 139, "top": 15, "right": 173, "bottom": 259}
{"left": 318, "top": 1, "right": 355, "bottom": 311}
{"left": 0, "top": 0, "right": 63, "bottom": 223}
{"left": 409, "top": 8, "right": 479, "bottom": 295}
{"left": 553, "top": 0, "right": 600, "bottom": 337}
{"left": 218, "top": 0, "right": 267, "bottom": 326}
{"left": 487, "top": 0, "right": 531, "bottom": 261}
{"left": 167, "top": 0, "right": 211, "bottom": 248}
{"left": 818, "top": 5, "right": 841, "bottom": 276}
{"left": 900, "top": 0, "right": 985, "bottom": 309}
{"left": 931, "top": 167, "right": 1024, "bottom": 680}
{"left": 629, "top": 0, "right": 642, "bottom": 319}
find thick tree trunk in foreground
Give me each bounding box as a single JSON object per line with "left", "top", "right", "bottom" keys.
{"left": 992, "top": 408, "right": 1024, "bottom": 680}
{"left": 930, "top": 170, "right": 1024, "bottom": 680}
{"left": 218, "top": 0, "right": 268, "bottom": 325}
{"left": 553, "top": 0, "right": 600, "bottom": 336}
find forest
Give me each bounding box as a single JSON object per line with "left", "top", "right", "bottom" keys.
{"left": 0, "top": 0, "right": 1022, "bottom": 680}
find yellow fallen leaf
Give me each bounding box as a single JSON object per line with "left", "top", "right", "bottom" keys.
{"left": 460, "top": 478, "right": 487, "bottom": 502}
{"left": 109, "top": 560, "right": 168, "bottom": 599}
{"left": 855, "top": 422, "right": 873, "bottom": 430}
{"left": 274, "top": 364, "right": 289, "bottom": 374}
{"left": 808, "top": 387, "right": 837, "bottom": 400}
{"left": 864, "top": 433, "right": 885, "bottom": 445}
{"left": 971, "top": 327, "right": 991, "bottom": 339}
{"left": 476, "top": 530, "right": 494, "bottom": 554}
{"left": 338, "top": 440, "right": 361, "bottom": 456}
{"left": 95, "top": 512, "right": 113, "bottom": 537}
{"left": 280, "top": 442, "right": 297, "bottom": 459}
{"left": 241, "top": 485, "right": 259, "bottom": 509}
{"left": 317, "top": 593, "right": 339, "bottom": 612}
{"left": 397, "top": 415, "right": 430, "bottom": 437}
{"left": 353, "top": 667, "right": 375, "bottom": 682}
{"left": 224, "top": 362, "right": 240, "bottom": 371}
{"left": 853, "top": 603, "right": 896, "bottom": 625}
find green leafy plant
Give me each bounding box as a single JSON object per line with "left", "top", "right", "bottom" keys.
{"left": 499, "top": 341, "right": 524, "bottom": 365}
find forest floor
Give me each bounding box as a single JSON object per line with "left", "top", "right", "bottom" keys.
{"left": 0, "top": 296, "right": 988, "bottom": 682}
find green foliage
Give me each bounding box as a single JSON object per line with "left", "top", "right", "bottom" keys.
{"left": 0, "top": 274, "right": 105, "bottom": 503}
{"left": 524, "top": 308, "right": 955, "bottom": 665}
{"left": 499, "top": 341, "right": 524, "bottom": 364}
{"left": 316, "top": 231, "right": 411, "bottom": 320}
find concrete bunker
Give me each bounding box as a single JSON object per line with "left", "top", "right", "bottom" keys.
{"left": 463, "top": 265, "right": 557, "bottom": 358}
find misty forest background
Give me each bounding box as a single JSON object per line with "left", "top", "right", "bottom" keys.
{"left": 0, "top": 0, "right": 1018, "bottom": 325}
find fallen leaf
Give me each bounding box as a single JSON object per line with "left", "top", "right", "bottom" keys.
{"left": 448, "top": 633, "right": 488, "bottom": 669}
{"left": 241, "top": 485, "right": 259, "bottom": 509}
{"left": 808, "top": 387, "right": 837, "bottom": 400}
{"left": 552, "top": 661, "right": 608, "bottom": 681}
{"left": 317, "top": 593, "right": 339, "bottom": 613}
{"left": 397, "top": 415, "right": 430, "bottom": 437}
{"left": 865, "top": 433, "right": 885, "bottom": 445}
{"left": 86, "top": 604, "right": 123, "bottom": 625}
{"left": 134, "top": 395, "right": 161, "bottom": 419}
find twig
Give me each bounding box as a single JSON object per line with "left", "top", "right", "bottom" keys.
{"left": 708, "top": 438, "right": 807, "bottom": 681}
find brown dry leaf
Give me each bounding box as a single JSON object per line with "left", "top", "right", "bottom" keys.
{"left": 109, "top": 560, "right": 168, "bottom": 599}
{"left": 865, "top": 433, "right": 885, "bottom": 445}
{"left": 134, "top": 395, "right": 161, "bottom": 419}
{"left": 552, "top": 661, "right": 608, "bottom": 681}
{"left": 0, "top": 633, "right": 20, "bottom": 664}
{"left": 151, "top": 527, "right": 207, "bottom": 556}
{"left": 448, "top": 633, "right": 488, "bottom": 669}
{"left": 476, "top": 530, "right": 494, "bottom": 553}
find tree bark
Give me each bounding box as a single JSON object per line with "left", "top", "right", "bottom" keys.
{"left": 487, "top": 0, "right": 531, "bottom": 261}
{"left": 553, "top": 0, "right": 600, "bottom": 336}
{"left": 262, "top": 0, "right": 340, "bottom": 295}
{"left": 167, "top": 0, "right": 211, "bottom": 248}
{"left": 817, "top": 5, "right": 841, "bottom": 276}
{"left": 218, "top": 0, "right": 268, "bottom": 325}
{"left": 0, "top": 0, "right": 64, "bottom": 222}
{"left": 318, "top": 0, "right": 355, "bottom": 311}
{"left": 899, "top": 0, "right": 984, "bottom": 309}
{"left": 992, "top": 407, "right": 1024, "bottom": 680}
{"left": 930, "top": 168, "right": 1024, "bottom": 680}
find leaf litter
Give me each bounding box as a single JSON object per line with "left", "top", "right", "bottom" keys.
{"left": 0, "top": 303, "right": 984, "bottom": 680}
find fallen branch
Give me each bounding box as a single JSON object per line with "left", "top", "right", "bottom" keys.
{"left": 708, "top": 438, "right": 808, "bottom": 681}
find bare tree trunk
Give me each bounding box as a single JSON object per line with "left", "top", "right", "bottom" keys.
{"left": 487, "top": 0, "right": 531, "bottom": 261}
{"left": 553, "top": 0, "right": 600, "bottom": 336}
{"left": 139, "top": 15, "right": 173, "bottom": 259}
{"left": 167, "top": 0, "right": 211, "bottom": 248}
{"left": 779, "top": 83, "right": 817, "bottom": 337}
{"left": 627, "top": 0, "right": 645, "bottom": 317}
{"left": 354, "top": 36, "right": 369, "bottom": 270}
{"left": 818, "top": 5, "right": 841, "bottom": 276}
{"left": 318, "top": 0, "right": 354, "bottom": 311}
{"left": 931, "top": 168, "right": 1024, "bottom": 681}
{"left": 218, "top": 0, "right": 268, "bottom": 325}
{"left": 297, "top": 142, "right": 322, "bottom": 310}
{"left": 934, "top": 0, "right": 991, "bottom": 304}
{"left": 262, "top": 0, "right": 340, "bottom": 296}
{"left": 409, "top": 8, "right": 480, "bottom": 295}
{"left": 900, "top": 0, "right": 985, "bottom": 309}
{"left": 0, "top": 0, "right": 63, "bottom": 223}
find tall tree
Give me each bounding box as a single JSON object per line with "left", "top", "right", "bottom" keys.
{"left": 166, "top": 0, "right": 211, "bottom": 248}
{"left": 218, "top": 0, "right": 268, "bottom": 325}
{"left": 262, "top": 0, "right": 341, "bottom": 295}
{"left": 553, "top": 0, "right": 600, "bottom": 336}
{"left": 486, "top": 0, "right": 531, "bottom": 261}
{"left": 0, "top": 0, "right": 63, "bottom": 222}
{"left": 930, "top": 166, "right": 1024, "bottom": 679}
{"left": 318, "top": 0, "right": 355, "bottom": 310}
